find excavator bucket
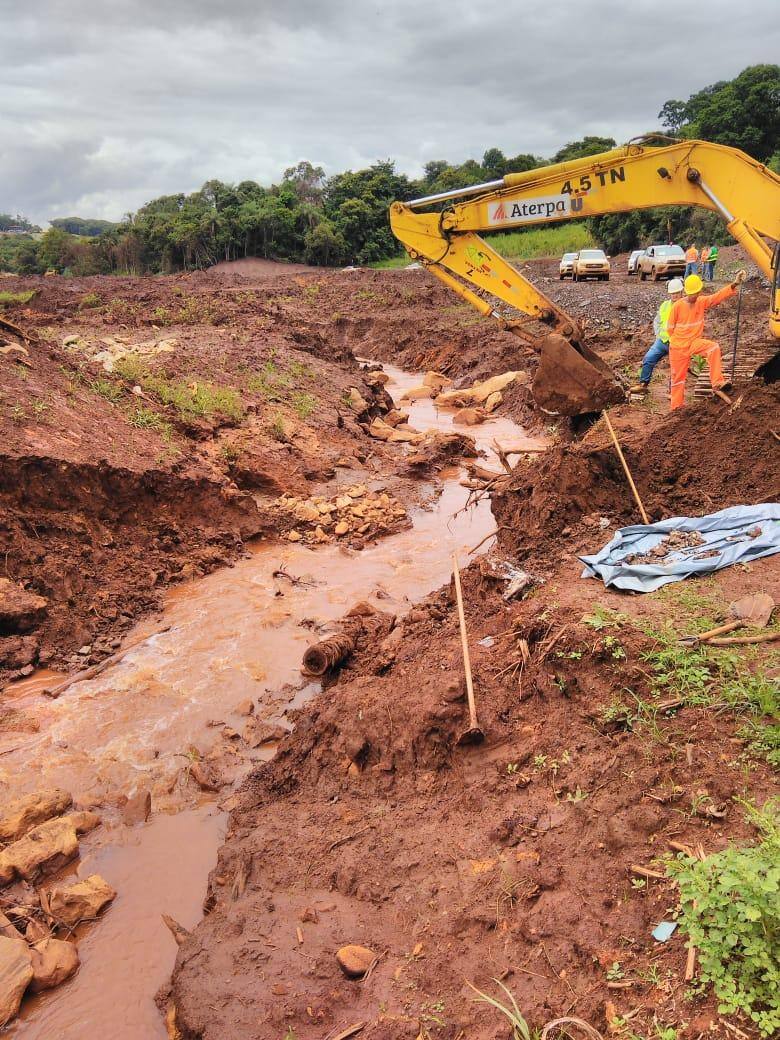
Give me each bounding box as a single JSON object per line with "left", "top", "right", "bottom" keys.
{"left": 532, "top": 334, "right": 625, "bottom": 416}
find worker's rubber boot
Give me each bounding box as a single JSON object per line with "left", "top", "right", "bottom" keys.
{"left": 628, "top": 382, "right": 649, "bottom": 395}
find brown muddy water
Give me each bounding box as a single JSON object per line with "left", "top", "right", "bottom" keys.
{"left": 2, "top": 363, "right": 543, "bottom": 1038}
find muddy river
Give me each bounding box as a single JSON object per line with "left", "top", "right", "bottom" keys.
{"left": 2, "top": 363, "right": 542, "bottom": 1038}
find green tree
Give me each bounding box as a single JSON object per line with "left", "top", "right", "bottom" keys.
{"left": 659, "top": 64, "right": 780, "bottom": 162}
{"left": 482, "top": 148, "right": 506, "bottom": 179}
{"left": 303, "top": 220, "right": 347, "bottom": 265}
{"left": 553, "top": 136, "right": 617, "bottom": 163}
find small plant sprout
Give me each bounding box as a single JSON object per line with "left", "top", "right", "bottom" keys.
{"left": 566, "top": 786, "right": 589, "bottom": 804}
{"left": 467, "top": 978, "right": 531, "bottom": 1040}
{"left": 606, "top": 962, "right": 625, "bottom": 982}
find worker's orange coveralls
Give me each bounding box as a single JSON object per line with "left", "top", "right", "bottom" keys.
{"left": 666, "top": 284, "right": 736, "bottom": 409}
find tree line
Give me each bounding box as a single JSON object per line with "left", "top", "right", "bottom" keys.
{"left": 3, "top": 64, "right": 777, "bottom": 276}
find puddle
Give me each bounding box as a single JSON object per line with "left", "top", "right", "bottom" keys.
{"left": 2, "top": 362, "right": 544, "bottom": 1039}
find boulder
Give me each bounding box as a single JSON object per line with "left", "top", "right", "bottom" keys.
{"left": 0, "top": 579, "right": 48, "bottom": 634}
{"left": 48, "top": 874, "right": 116, "bottom": 927}
{"left": 0, "top": 935, "right": 33, "bottom": 1027}
{"left": 29, "top": 938, "right": 80, "bottom": 993}
{"left": 0, "top": 913, "right": 20, "bottom": 941}
{"left": 0, "top": 789, "right": 73, "bottom": 843}
{"left": 122, "top": 791, "right": 152, "bottom": 826}
{"left": 336, "top": 944, "right": 376, "bottom": 978}
{"left": 0, "top": 816, "right": 79, "bottom": 885}
{"left": 452, "top": 407, "right": 487, "bottom": 426}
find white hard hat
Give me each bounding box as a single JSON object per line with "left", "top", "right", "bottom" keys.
{"left": 667, "top": 278, "right": 683, "bottom": 294}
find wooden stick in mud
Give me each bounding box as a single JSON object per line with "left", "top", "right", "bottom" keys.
{"left": 452, "top": 553, "right": 483, "bottom": 745}
{"left": 602, "top": 411, "right": 650, "bottom": 524}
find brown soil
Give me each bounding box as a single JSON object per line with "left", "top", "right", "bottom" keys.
{"left": 2, "top": 251, "right": 779, "bottom": 1040}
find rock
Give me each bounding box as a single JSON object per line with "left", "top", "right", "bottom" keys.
{"left": 25, "top": 919, "right": 48, "bottom": 943}
{"left": 0, "top": 935, "right": 33, "bottom": 1026}
{"left": 287, "top": 530, "right": 302, "bottom": 542}
{"left": 0, "top": 815, "right": 80, "bottom": 885}
{"left": 189, "top": 761, "right": 222, "bottom": 792}
{"left": 334, "top": 521, "right": 350, "bottom": 536}
{"left": 235, "top": 699, "right": 254, "bottom": 717}
{"left": 382, "top": 409, "right": 407, "bottom": 428}
{"left": 345, "top": 387, "right": 369, "bottom": 413}
{"left": 48, "top": 874, "right": 116, "bottom": 926}
{"left": 399, "top": 386, "right": 433, "bottom": 401}
{"left": 484, "top": 390, "right": 503, "bottom": 413}
{"left": 346, "top": 601, "right": 376, "bottom": 618}
{"left": 122, "top": 791, "right": 152, "bottom": 826}
{"left": 68, "top": 811, "right": 101, "bottom": 835}
{"left": 242, "top": 719, "right": 287, "bottom": 748}
{"left": 29, "top": 938, "right": 80, "bottom": 993}
{"left": 422, "top": 371, "right": 452, "bottom": 390}
{"left": 0, "top": 579, "right": 48, "bottom": 634}
{"left": 452, "top": 406, "right": 486, "bottom": 426}
{"left": 336, "top": 944, "right": 376, "bottom": 978}
{"left": 0, "top": 789, "right": 73, "bottom": 844}
{"left": 0, "top": 914, "right": 19, "bottom": 941}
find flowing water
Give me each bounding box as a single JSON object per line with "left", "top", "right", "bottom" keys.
{"left": 3, "top": 363, "right": 543, "bottom": 1038}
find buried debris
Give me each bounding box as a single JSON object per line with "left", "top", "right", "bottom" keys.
{"left": 302, "top": 632, "right": 355, "bottom": 676}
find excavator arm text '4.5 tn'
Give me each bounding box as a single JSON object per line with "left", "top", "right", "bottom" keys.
{"left": 390, "top": 139, "right": 780, "bottom": 357}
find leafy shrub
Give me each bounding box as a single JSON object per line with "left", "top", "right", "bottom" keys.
{"left": 667, "top": 802, "right": 780, "bottom": 1035}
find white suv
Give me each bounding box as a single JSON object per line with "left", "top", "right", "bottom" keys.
{"left": 559, "top": 252, "right": 577, "bottom": 279}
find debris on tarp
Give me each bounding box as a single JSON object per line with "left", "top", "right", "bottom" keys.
{"left": 580, "top": 504, "right": 780, "bottom": 592}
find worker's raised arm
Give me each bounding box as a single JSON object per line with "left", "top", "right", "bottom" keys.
{"left": 702, "top": 283, "right": 738, "bottom": 310}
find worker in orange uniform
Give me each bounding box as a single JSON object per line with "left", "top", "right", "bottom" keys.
{"left": 684, "top": 244, "right": 699, "bottom": 278}
{"left": 666, "top": 270, "right": 746, "bottom": 409}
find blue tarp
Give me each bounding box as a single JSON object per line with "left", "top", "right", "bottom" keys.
{"left": 580, "top": 504, "right": 780, "bottom": 593}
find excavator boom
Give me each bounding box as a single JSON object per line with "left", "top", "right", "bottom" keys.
{"left": 390, "top": 138, "right": 780, "bottom": 415}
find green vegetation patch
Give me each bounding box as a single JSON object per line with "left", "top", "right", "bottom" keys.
{"left": 487, "top": 222, "right": 596, "bottom": 260}
{"left": 114, "top": 355, "right": 244, "bottom": 422}
{"left": 0, "top": 290, "right": 36, "bottom": 305}
{"left": 668, "top": 801, "right": 780, "bottom": 1035}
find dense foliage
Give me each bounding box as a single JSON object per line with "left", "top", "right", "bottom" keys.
{"left": 2, "top": 65, "right": 776, "bottom": 274}
{"left": 668, "top": 802, "right": 780, "bottom": 1036}
{"left": 49, "top": 217, "right": 119, "bottom": 237}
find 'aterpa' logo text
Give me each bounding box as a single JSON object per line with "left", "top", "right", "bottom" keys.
{"left": 488, "top": 194, "right": 571, "bottom": 226}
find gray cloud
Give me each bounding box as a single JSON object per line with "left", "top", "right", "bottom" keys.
{"left": 1, "top": 0, "right": 777, "bottom": 225}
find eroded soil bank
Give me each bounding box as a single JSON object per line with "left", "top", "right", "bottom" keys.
{"left": 1, "top": 253, "right": 778, "bottom": 1039}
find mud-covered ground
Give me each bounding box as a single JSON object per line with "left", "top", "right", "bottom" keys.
{"left": 2, "top": 250, "right": 779, "bottom": 1040}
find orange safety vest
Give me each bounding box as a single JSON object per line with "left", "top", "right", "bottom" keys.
{"left": 700, "top": 247, "right": 709, "bottom": 262}
{"left": 667, "top": 284, "right": 736, "bottom": 349}
{"left": 685, "top": 247, "right": 698, "bottom": 262}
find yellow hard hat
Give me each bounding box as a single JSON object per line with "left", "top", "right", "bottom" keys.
{"left": 684, "top": 274, "right": 703, "bottom": 295}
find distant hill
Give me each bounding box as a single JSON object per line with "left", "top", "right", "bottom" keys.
{"left": 49, "top": 217, "right": 119, "bottom": 237}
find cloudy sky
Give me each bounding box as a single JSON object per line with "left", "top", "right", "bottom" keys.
{"left": 2, "top": 0, "right": 778, "bottom": 226}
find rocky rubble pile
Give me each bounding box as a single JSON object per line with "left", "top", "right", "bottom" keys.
{"left": 277, "top": 484, "right": 409, "bottom": 546}
{"left": 0, "top": 790, "right": 116, "bottom": 1026}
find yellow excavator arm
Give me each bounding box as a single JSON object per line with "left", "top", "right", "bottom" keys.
{"left": 390, "top": 138, "right": 780, "bottom": 414}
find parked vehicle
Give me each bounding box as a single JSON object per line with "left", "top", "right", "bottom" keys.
{"left": 559, "top": 252, "right": 577, "bottom": 279}
{"left": 627, "top": 249, "right": 645, "bottom": 275}
{"left": 637, "top": 244, "right": 686, "bottom": 281}
{"left": 572, "top": 248, "right": 610, "bottom": 281}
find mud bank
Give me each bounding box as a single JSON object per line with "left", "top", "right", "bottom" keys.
{"left": 2, "top": 360, "right": 540, "bottom": 1038}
